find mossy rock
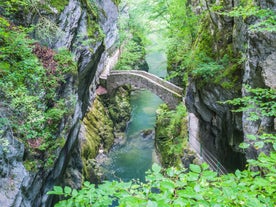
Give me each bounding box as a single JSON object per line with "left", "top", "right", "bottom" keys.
{"left": 107, "top": 86, "right": 131, "bottom": 133}
{"left": 81, "top": 96, "right": 115, "bottom": 181}
{"left": 50, "top": 0, "right": 69, "bottom": 13}
{"left": 155, "top": 104, "right": 188, "bottom": 167}
{"left": 81, "top": 86, "right": 131, "bottom": 181}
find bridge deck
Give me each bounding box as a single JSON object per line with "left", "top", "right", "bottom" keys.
{"left": 102, "top": 69, "right": 183, "bottom": 109}
{"left": 109, "top": 70, "right": 183, "bottom": 96}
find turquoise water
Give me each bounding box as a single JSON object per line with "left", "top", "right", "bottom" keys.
{"left": 102, "top": 90, "right": 163, "bottom": 182}
{"left": 102, "top": 30, "right": 167, "bottom": 182}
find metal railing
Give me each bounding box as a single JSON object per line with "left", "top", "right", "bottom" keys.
{"left": 189, "top": 134, "right": 228, "bottom": 175}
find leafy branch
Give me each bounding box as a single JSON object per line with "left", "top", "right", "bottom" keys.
{"left": 223, "top": 85, "right": 276, "bottom": 121}
{"left": 218, "top": 4, "right": 276, "bottom": 32}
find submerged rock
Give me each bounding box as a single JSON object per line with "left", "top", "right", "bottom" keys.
{"left": 141, "top": 129, "right": 154, "bottom": 139}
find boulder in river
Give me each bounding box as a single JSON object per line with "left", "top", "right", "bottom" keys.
{"left": 141, "top": 129, "right": 154, "bottom": 139}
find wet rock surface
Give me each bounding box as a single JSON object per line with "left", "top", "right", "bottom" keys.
{"left": 0, "top": 130, "right": 27, "bottom": 207}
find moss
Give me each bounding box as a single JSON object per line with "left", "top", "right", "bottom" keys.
{"left": 82, "top": 97, "right": 114, "bottom": 156}
{"left": 24, "top": 160, "right": 37, "bottom": 172}
{"left": 112, "top": 0, "right": 121, "bottom": 6}
{"left": 54, "top": 48, "right": 78, "bottom": 76}
{"left": 106, "top": 86, "right": 131, "bottom": 133}
{"left": 80, "top": 0, "right": 105, "bottom": 42}
{"left": 81, "top": 96, "right": 115, "bottom": 179}
{"left": 50, "top": 0, "right": 69, "bottom": 13}
{"left": 81, "top": 86, "right": 131, "bottom": 181}
{"left": 155, "top": 104, "right": 188, "bottom": 167}
{"left": 188, "top": 15, "right": 243, "bottom": 91}
{"left": 193, "top": 19, "right": 215, "bottom": 60}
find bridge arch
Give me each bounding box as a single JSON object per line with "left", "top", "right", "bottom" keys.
{"left": 105, "top": 70, "right": 183, "bottom": 109}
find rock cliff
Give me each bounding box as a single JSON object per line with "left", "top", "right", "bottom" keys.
{"left": 0, "top": 0, "right": 119, "bottom": 206}
{"left": 185, "top": 0, "right": 275, "bottom": 171}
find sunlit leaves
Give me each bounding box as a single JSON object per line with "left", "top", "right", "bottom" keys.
{"left": 223, "top": 85, "right": 276, "bottom": 120}
{"left": 189, "top": 164, "right": 201, "bottom": 173}
{"left": 50, "top": 155, "right": 276, "bottom": 206}
{"left": 221, "top": 5, "right": 276, "bottom": 32}
{"left": 239, "top": 142, "right": 250, "bottom": 149}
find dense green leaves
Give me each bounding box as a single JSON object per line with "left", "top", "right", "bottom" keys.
{"left": 114, "top": 0, "right": 148, "bottom": 71}
{"left": 50, "top": 154, "right": 276, "bottom": 206}
{"left": 0, "top": 0, "right": 69, "bottom": 14}
{"left": 155, "top": 104, "right": 188, "bottom": 167}
{"left": 0, "top": 17, "right": 76, "bottom": 169}
{"left": 224, "top": 85, "right": 276, "bottom": 121}
{"left": 115, "top": 39, "right": 146, "bottom": 70}
{"left": 220, "top": 4, "right": 276, "bottom": 32}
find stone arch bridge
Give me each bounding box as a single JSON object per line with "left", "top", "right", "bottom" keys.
{"left": 101, "top": 70, "right": 183, "bottom": 109}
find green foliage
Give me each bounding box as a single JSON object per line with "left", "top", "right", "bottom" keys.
{"left": 0, "top": 0, "right": 67, "bottom": 45}
{"left": 223, "top": 85, "right": 276, "bottom": 121}
{"left": 114, "top": 1, "right": 148, "bottom": 71}
{"left": 49, "top": 155, "right": 276, "bottom": 206}
{"left": 49, "top": 77, "right": 276, "bottom": 207}
{"left": 155, "top": 104, "right": 188, "bottom": 167}
{"left": 0, "top": 0, "right": 68, "bottom": 15}
{"left": 164, "top": 0, "right": 199, "bottom": 72}
{"left": 137, "top": 0, "right": 199, "bottom": 85}
{"left": 115, "top": 38, "right": 146, "bottom": 70}
{"left": 242, "top": 133, "right": 276, "bottom": 151}
{"left": 0, "top": 17, "right": 76, "bottom": 169}
{"left": 80, "top": 0, "right": 104, "bottom": 42}
{"left": 0, "top": 0, "right": 30, "bottom": 14}
{"left": 219, "top": 4, "right": 276, "bottom": 32}
{"left": 35, "top": 17, "right": 64, "bottom": 46}
{"left": 49, "top": 0, "right": 69, "bottom": 12}
{"left": 54, "top": 48, "right": 77, "bottom": 75}
{"left": 192, "top": 54, "right": 226, "bottom": 79}
{"left": 223, "top": 86, "right": 275, "bottom": 154}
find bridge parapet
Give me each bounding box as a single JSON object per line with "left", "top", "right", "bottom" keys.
{"left": 110, "top": 70, "right": 183, "bottom": 95}
{"left": 106, "top": 70, "right": 183, "bottom": 109}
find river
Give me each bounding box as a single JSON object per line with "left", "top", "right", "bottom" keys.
{"left": 101, "top": 90, "right": 163, "bottom": 182}
{"left": 101, "top": 33, "right": 166, "bottom": 182}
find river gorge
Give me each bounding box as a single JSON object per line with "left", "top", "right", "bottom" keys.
{"left": 100, "top": 33, "right": 167, "bottom": 182}
{"left": 0, "top": 0, "right": 275, "bottom": 206}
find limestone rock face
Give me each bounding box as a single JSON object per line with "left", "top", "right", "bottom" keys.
{"left": 0, "top": 0, "right": 119, "bottom": 206}
{"left": 186, "top": 81, "right": 245, "bottom": 171}
{"left": 185, "top": 0, "right": 276, "bottom": 170}
{"left": 0, "top": 130, "right": 27, "bottom": 207}
{"left": 242, "top": 29, "right": 276, "bottom": 159}
{"left": 261, "top": 53, "right": 276, "bottom": 89}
